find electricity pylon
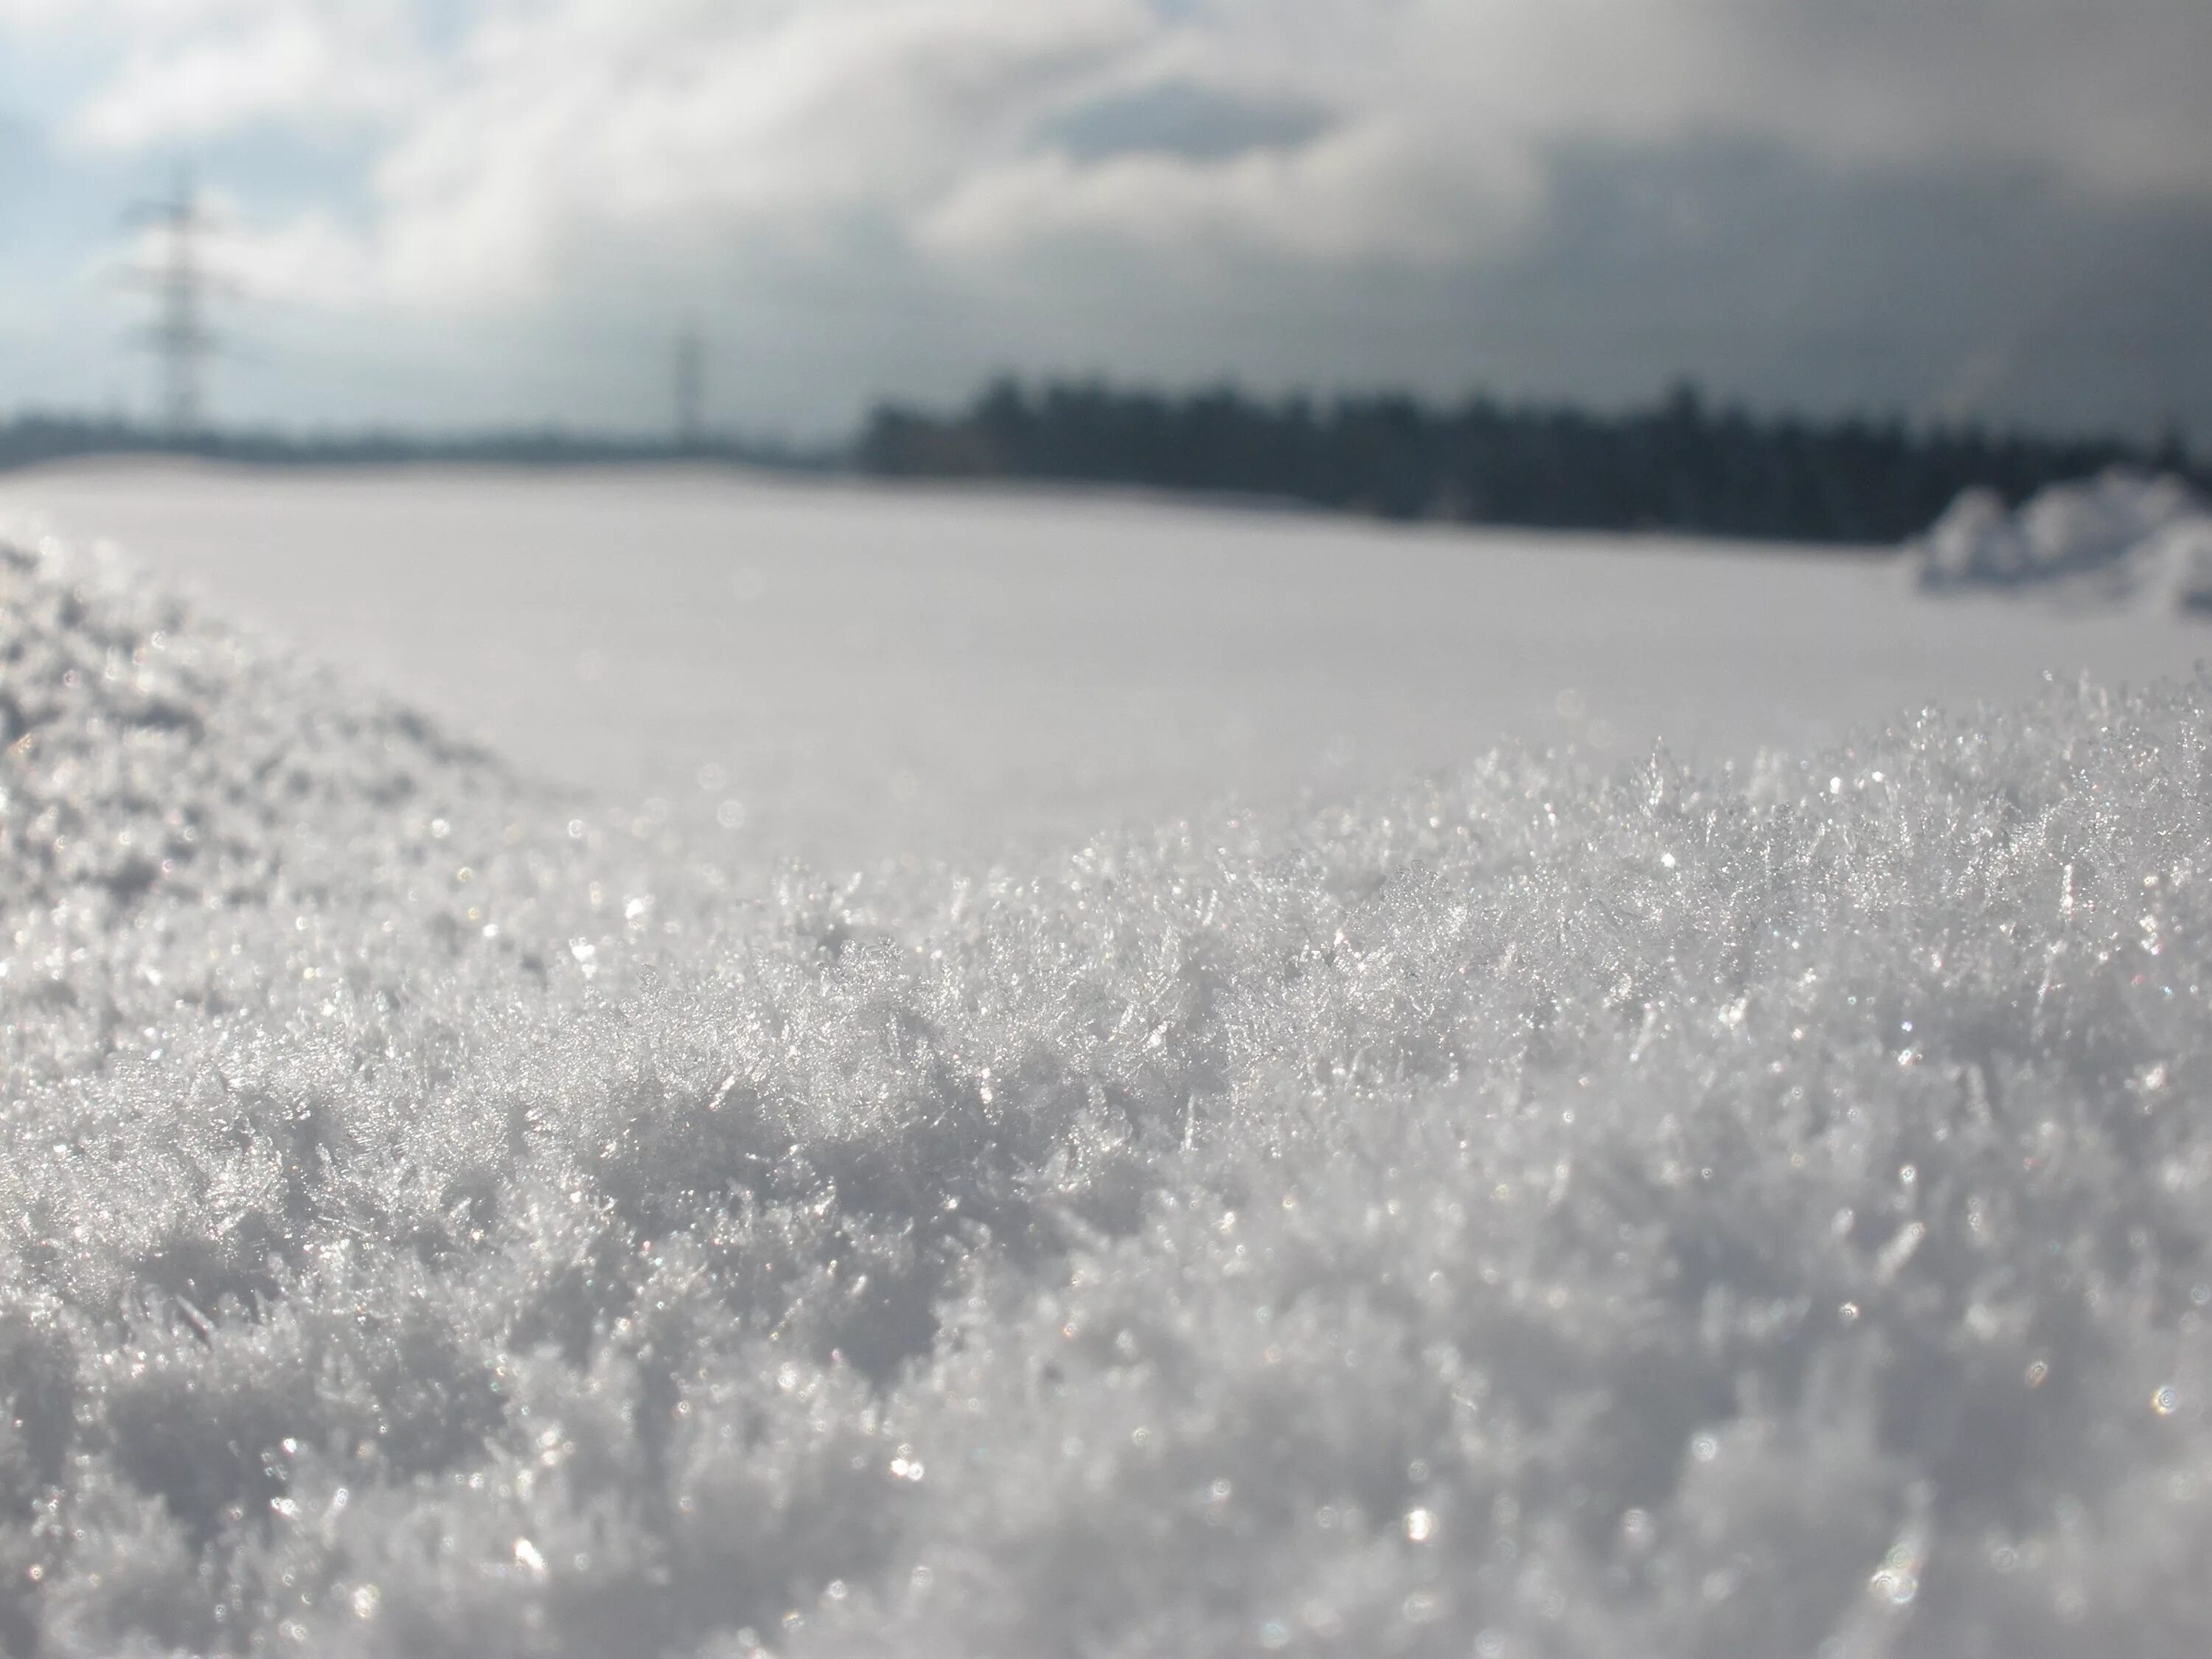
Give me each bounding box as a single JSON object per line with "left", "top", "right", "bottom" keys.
{"left": 674, "top": 321, "right": 705, "bottom": 451}
{"left": 126, "top": 167, "right": 223, "bottom": 439}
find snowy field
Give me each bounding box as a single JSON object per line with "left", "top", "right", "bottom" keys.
{"left": 7, "top": 462, "right": 2208, "bottom": 866}
{"left": 5, "top": 466, "right": 2212, "bottom": 1656}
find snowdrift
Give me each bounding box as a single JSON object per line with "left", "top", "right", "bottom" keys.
{"left": 1914, "top": 469, "right": 2212, "bottom": 613}
{"left": 6, "top": 528, "right": 2212, "bottom": 1658}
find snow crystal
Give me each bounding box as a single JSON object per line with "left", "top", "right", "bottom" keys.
{"left": 7, "top": 525, "right": 2212, "bottom": 1656}
{"left": 1916, "top": 468, "right": 2212, "bottom": 613}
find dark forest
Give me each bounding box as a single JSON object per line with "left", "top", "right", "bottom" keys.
{"left": 862, "top": 380, "right": 2205, "bottom": 543}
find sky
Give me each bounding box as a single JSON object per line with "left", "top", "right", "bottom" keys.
{"left": 1, "top": 0, "right": 2210, "bottom": 442}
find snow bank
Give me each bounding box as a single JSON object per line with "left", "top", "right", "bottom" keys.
{"left": 1915, "top": 468, "right": 2212, "bottom": 612}
{"left": 7, "top": 526, "right": 2212, "bottom": 1658}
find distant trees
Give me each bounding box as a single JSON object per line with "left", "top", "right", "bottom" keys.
{"left": 0, "top": 414, "right": 826, "bottom": 474}
{"left": 861, "top": 379, "right": 2207, "bottom": 545}
{"left": 7, "top": 388, "right": 2199, "bottom": 549}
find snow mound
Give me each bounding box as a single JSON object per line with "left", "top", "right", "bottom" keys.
{"left": 7, "top": 528, "right": 2212, "bottom": 1658}
{"left": 1914, "top": 468, "right": 2212, "bottom": 612}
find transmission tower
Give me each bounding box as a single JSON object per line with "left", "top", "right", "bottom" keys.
{"left": 128, "top": 167, "right": 220, "bottom": 438}
{"left": 674, "top": 321, "right": 705, "bottom": 451}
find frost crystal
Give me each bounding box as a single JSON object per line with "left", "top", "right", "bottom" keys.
{"left": 6, "top": 529, "right": 2212, "bottom": 1655}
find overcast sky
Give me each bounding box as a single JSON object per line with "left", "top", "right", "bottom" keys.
{"left": 3, "top": 0, "right": 2209, "bottom": 439}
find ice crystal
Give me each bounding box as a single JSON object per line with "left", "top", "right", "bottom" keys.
{"left": 5, "top": 530, "right": 2212, "bottom": 1655}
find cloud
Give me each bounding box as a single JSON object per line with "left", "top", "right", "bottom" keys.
{"left": 1037, "top": 80, "right": 1331, "bottom": 164}
{"left": 919, "top": 118, "right": 1535, "bottom": 268}
{"left": 1686, "top": 0, "right": 2212, "bottom": 196}
{"left": 10, "top": 1, "right": 429, "bottom": 147}
{"left": 5, "top": 0, "right": 2211, "bottom": 432}
{"left": 13, "top": 0, "right": 2211, "bottom": 316}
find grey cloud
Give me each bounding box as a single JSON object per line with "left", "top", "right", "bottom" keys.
{"left": 1465, "top": 139, "right": 2212, "bottom": 433}
{"left": 1035, "top": 80, "right": 1332, "bottom": 164}
{"left": 776, "top": 137, "right": 2212, "bottom": 442}
{"left": 1691, "top": 0, "right": 2212, "bottom": 191}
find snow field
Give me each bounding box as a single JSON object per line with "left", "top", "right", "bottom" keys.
{"left": 5, "top": 526, "right": 2212, "bottom": 1655}
{"left": 15, "top": 460, "right": 2212, "bottom": 872}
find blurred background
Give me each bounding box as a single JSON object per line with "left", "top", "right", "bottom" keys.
{"left": 3, "top": 0, "right": 2208, "bottom": 442}
{"left": 3, "top": 1, "right": 2210, "bottom": 866}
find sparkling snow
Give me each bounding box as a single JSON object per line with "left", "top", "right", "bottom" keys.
{"left": 10, "top": 462, "right": 2211, "bottom": 868}
{"left": 4, "top": 482, "right": 2212, "bottom": 1656}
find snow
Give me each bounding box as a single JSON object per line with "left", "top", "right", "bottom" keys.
{"left": 6, "top": 479, "right": 2212, "bottom": 1655}
{"left": 1916, "top": 469, "right": 2212, "bottom": 613}
{"left": 10, "top": 461, "right": 2212, "bottom": 869}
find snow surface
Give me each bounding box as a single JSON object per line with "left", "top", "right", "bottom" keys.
{"left": 1916, "top": 470, "right": 2212, "bottom": 613}
{"left": 8, "top": 507, "right": 2212, "bottom": 1658}
{"left": 10, "top": 462, "right": 2212, "bottom": 870}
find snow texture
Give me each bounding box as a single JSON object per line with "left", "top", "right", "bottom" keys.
{"left": 6, "top": 523, "right": 2212, "bottom": 1658}
{"left": 18, "top": 461, "right": 2212, "bottom": 872}
{"left": 1915, "top": 469, "right": 2212, "bottom": 613}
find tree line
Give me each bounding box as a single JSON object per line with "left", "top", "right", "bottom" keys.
{"left": 7, "top": 389, "right": 2201, "bottom": 546}
{"left": 0, "top": 414, "right": 824, "bottom": 473}
{"left": 860, "top": 380, "right": 2206, "bottom": 544}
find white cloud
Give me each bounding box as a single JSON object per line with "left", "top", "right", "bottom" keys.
{"left": 919, "top": 118, "right": 1537, "bottom": 268}
{"left": 12, "top": 0, "right": 2211, "bottom": 319}
{"left": 349, "top": 0, "right": 1152, "bottom": 306}
{"left": 13, "top": 1, "right": 428, "bottom": 147}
